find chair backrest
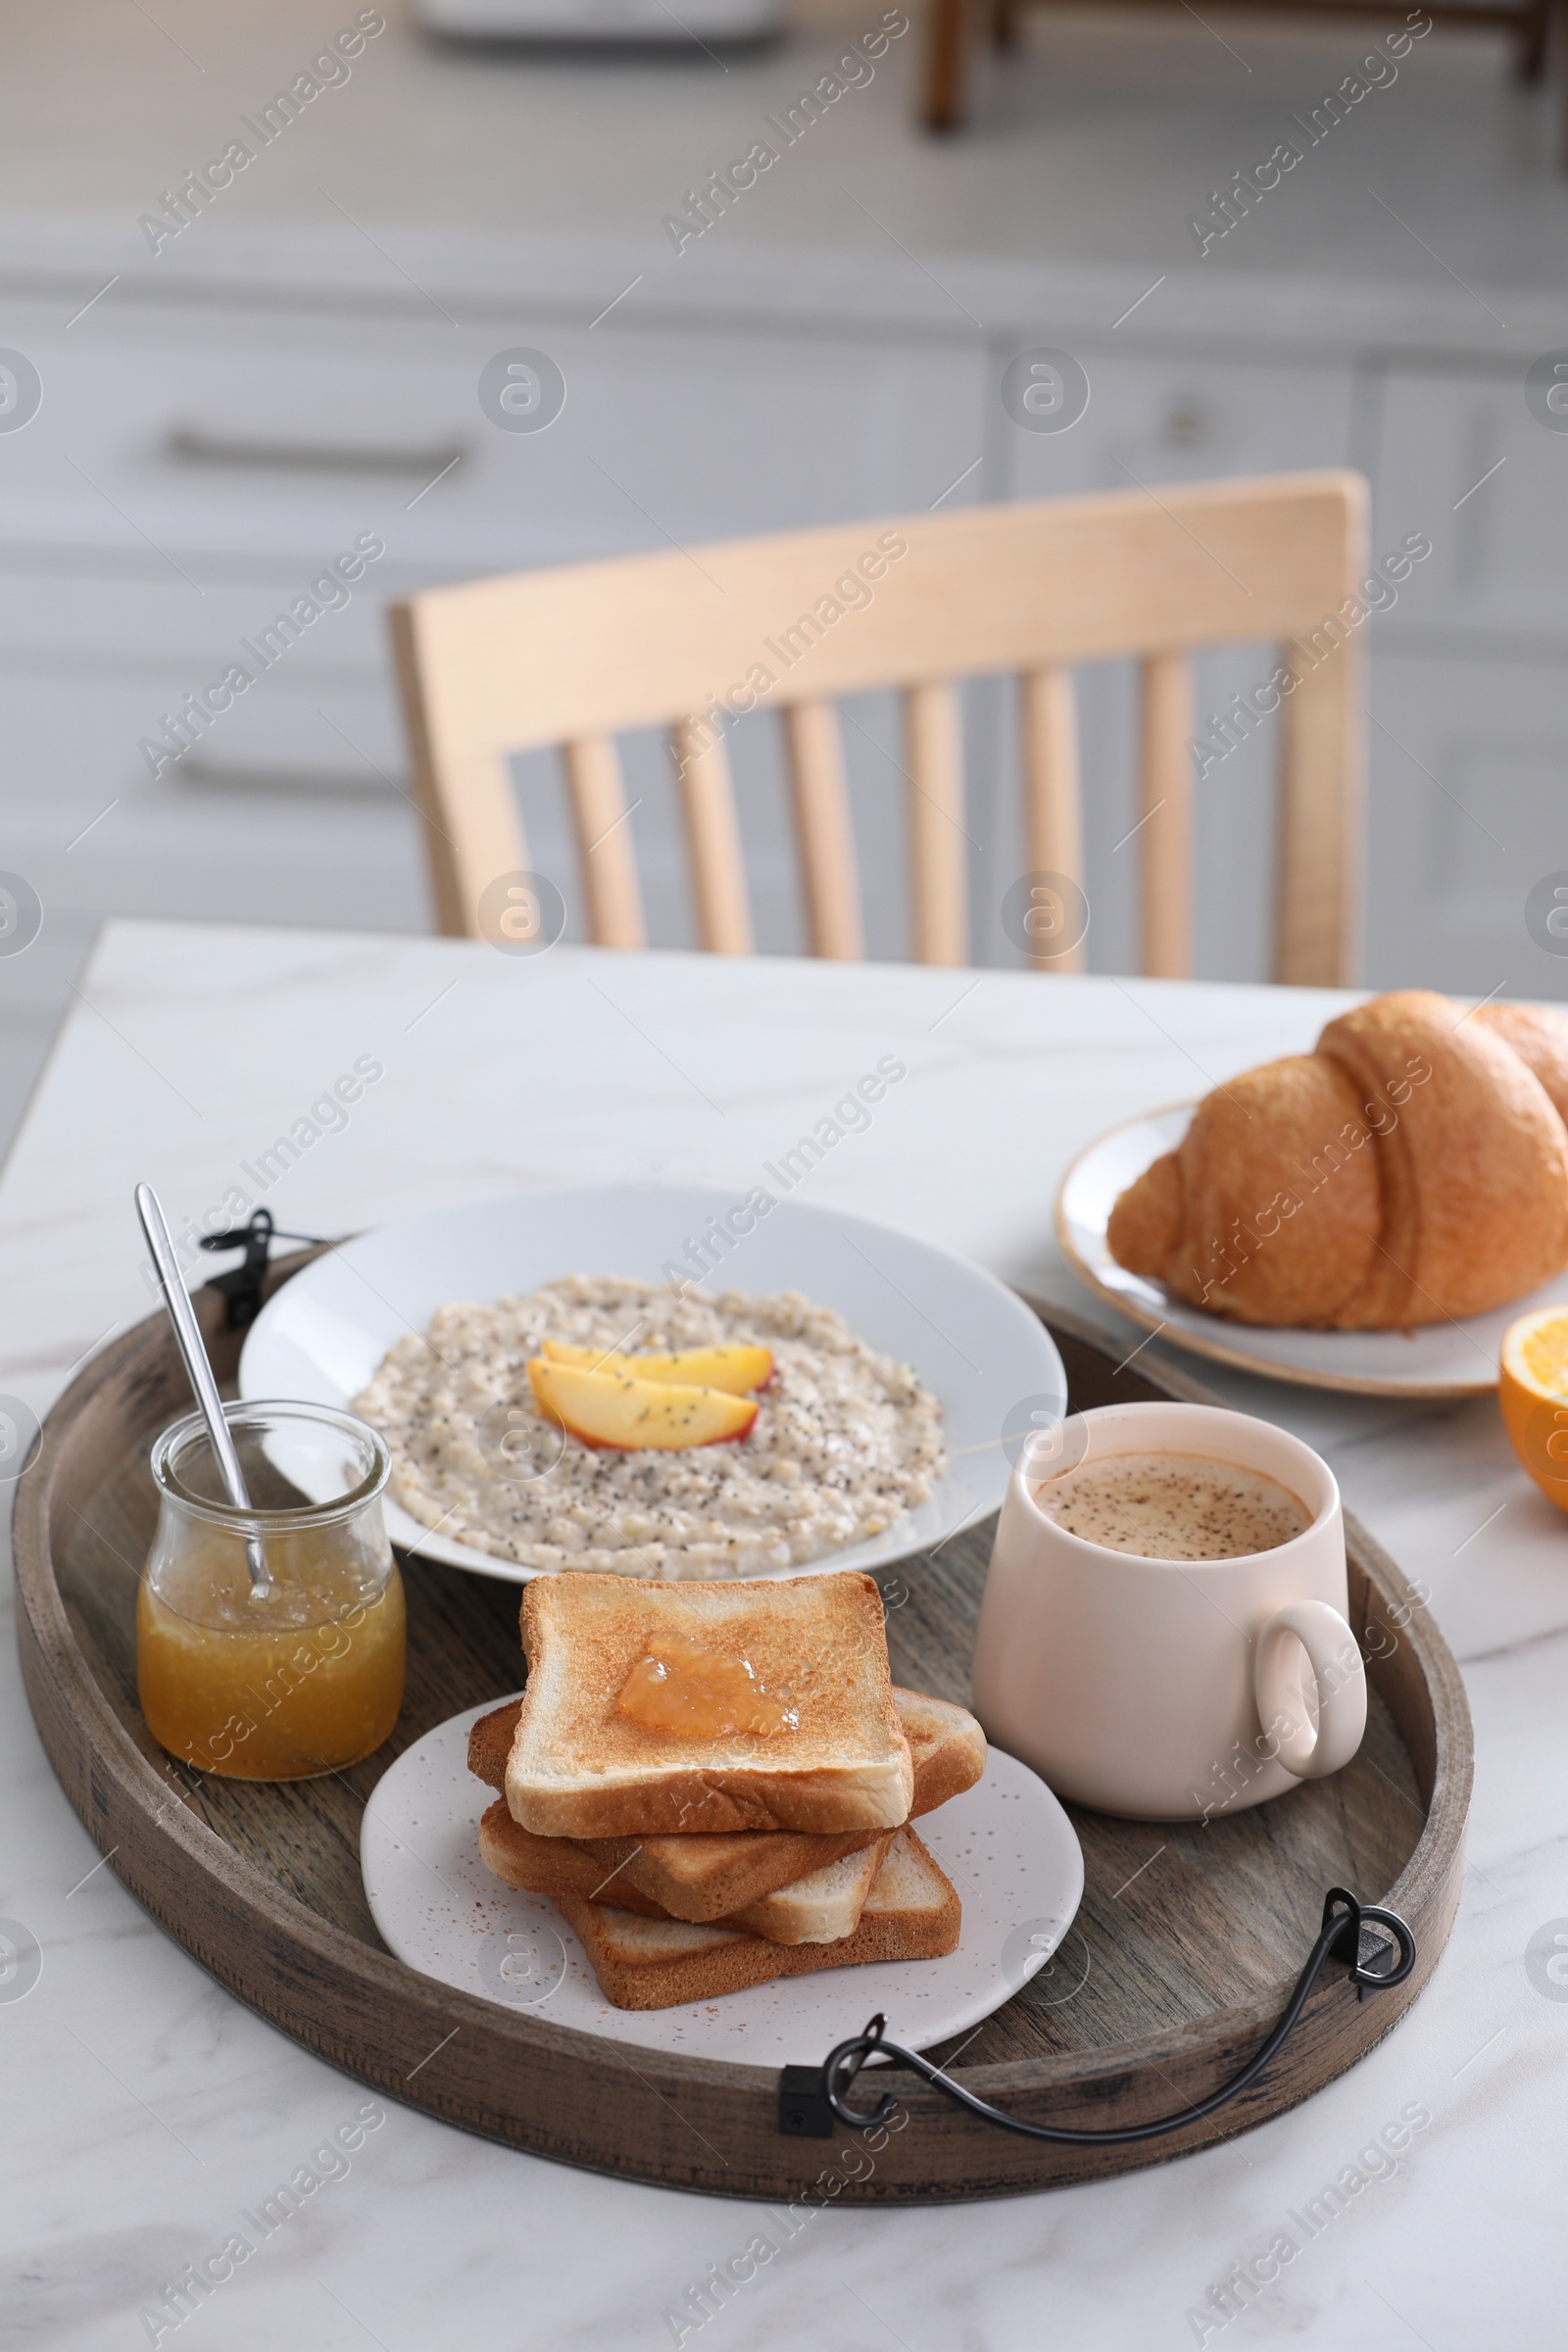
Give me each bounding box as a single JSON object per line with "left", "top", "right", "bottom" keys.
{"left": 390, "top": 469, "right": 1366, "bottom": 984}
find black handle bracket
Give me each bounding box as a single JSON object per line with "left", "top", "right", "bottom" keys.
{"left": 777, "top": 2064, "right": 837, "bottom": 2138}
{"left": 198, "top": 1208, "right": 324, "bottom": 1329}
{"left": 780, "top": 1886, "right": 1416, "bottom": 2147}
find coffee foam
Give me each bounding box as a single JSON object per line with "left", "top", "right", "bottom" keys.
{"left": 1034, "top": 1450, "right": 1311, "bottom": 1562}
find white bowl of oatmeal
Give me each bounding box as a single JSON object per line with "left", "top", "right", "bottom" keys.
{"left": 238, "top": 1185, "right": 1066, "bottom": 1585}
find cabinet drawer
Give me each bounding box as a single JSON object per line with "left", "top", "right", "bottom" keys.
{"left": 0, "top": 564, "right": 409, "bottom": 792}
{"left": 1000, "top": 349, "right": 1357, "bottom": 505}
{"left": 0, "top": 564, "right": 396, "bottom": 672}
{"left": 1, "top": 299, "right": 988, "bottom": 572}
{"left": 0, "top": 669, "right": 427, "bottom": 935}
{"left": 1371, "top": 366, "right": 1566, "bottom": 640}
{"left": 1366, "top": 647, "right": 1568, "bottom": 999}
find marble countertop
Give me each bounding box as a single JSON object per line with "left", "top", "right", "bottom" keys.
{"left": 5, "top": 917, "right": 1564, "bottom": 2349}
{"left": 4, "top": 0, "right": 1567, "bottom": 357}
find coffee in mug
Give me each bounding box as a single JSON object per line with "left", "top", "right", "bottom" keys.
{"left": 970, "top": 1401, "right": 1367, "bottom": 1821}
{"left": 1036, "top": 1452, "right": 1310, "bottom": 1561}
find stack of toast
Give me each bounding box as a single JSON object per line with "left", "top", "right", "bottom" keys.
{"left": 467, "top": 1571, "right": 984, "bottom": 2009}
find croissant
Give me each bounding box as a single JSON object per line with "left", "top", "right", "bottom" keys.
{"left": 1106, "top": 989, "right": 1568, "bottom": 1329}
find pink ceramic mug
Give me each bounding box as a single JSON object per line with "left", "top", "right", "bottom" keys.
{"left": 970, "top": 1400, "right": 1367, "bottom": 1821}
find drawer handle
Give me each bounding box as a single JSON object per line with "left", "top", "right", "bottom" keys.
{"left": 163, "top": 427, "right": 466, "bottom": 480}
{"left": 1160, "top": 395, "right": 1210, "bottom": 450}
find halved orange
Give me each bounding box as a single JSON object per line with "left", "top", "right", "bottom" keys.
{"left": 1499, "top": 1305, "right": 1568, "bottom": 1513}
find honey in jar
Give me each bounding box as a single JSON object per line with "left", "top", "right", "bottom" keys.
{"left": 137, "top": 1401, "right": 405, "bottom": 1781}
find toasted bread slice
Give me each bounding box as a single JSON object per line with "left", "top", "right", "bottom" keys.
{"left": 571, "top": 1692, "right": 981, "bottom": 1918}
{"left": 477, "top": 1800, "right": 667, "bottom": 1916}
{"left": 567, "top": 1823, "right": 877, "bottom": 1923}
{"left": 479, "top": 1803, "right": 893, "bottom": 1944}
{"left": 468, "top": 1684, "right": 984, "bottom": 1921}
{"left": 467, "top": 1701, "right": 521, "bottom": 1791}
{"left": 506, "top": 1574, "right": 913, "bottom": 1838}
{"left": 898, "top": 1689, "right": 988, "bottom": 1818}
{"left": 558, "top": 1827, "right": 960, "bottom": 2009}
{"left": 468, "top": 1685, "right": 984, "bottom": 1809}
{"left": 727, "top": 1836, "right": 894, "bottom": 1943}
{"left": 485, "top": 1809, "right": 881, "bottom": 1926}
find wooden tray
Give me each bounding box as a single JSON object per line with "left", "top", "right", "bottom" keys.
{"left": 14, "top": 1257, "right": 1472, "bottom": 2202}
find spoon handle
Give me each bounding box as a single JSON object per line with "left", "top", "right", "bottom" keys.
{"left": 135, "top": 1184, "right": 270, "bottom": 1593}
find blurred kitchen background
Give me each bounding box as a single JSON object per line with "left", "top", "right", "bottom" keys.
{"left": 3, "top": 0, "right": 1567, "bottom": 1144}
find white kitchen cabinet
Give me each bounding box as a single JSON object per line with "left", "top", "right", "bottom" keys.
{"left": 1357, "top": 361, "right": 1568, "bottom": 995}
{"left": 1364, "top": 642, "right": 1568, "bottom": 1000}
{"left": 1369, "top": 363, "right": 1568, "bottom": 638}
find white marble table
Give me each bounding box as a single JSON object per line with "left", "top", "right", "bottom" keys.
{"left": 5, "top": 918, "right": 1562, "bottom": 2350}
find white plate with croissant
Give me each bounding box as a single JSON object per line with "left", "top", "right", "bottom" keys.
{"left": 1056, "top": 989, "right": 1568, "bottom": 1396}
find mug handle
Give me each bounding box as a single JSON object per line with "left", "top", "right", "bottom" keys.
{"left": 1253, "top": 1599, "right": 1368, "bottom": 1780}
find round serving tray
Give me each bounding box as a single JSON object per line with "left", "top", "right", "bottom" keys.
{"left": 13, "top": 1253, "right": 1472, "bottom": 2203}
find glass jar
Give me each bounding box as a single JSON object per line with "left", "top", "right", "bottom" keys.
{"left": 136, "top": 1400, "right": 405, "bottom": 1781}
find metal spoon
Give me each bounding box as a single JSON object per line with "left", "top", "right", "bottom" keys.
{"left": 135, "top": 1182, "right": 271, "bottom": 1599}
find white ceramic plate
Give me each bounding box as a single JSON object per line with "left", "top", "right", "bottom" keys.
{"left": 361, "top": 1698, "right": 1085, "bottom": 2065}
{"left": 238, "top": 1184, "right": 1066, "bottom": 1582}
{"left": 1057, "top": 1104, "right": 1560, "bottom": 1397}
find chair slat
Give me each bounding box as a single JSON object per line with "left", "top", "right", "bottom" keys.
{"left": 669, "top": 719, "right": 754, "bottom": 955}
{"left": 390, "top": 605, "right": 530, "bottom": 937}
{"left": 905, "top": 682, "right": 967, "bottom": 967}
{"left": 1019, "top": 664, "right": 1085, "bottom": 973}
{"left": 1276, "top": 635, "right": 1361, "bottom": 987}
{"left": 783, "top": 701, "right": 863, "bottom": 960}
{"left": 1138, "top": 653, "right": 1193, "bottom": 980}
{"left": 416, "top": 752, "right": 527, "bottom": 938}
{"left": 564, "top": 735, "right": 645, "bottom": 950}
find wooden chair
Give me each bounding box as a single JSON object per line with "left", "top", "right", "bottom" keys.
{"left": 922, "top": 0, "right": 1551, "bottom": 140}
{"left": 390, "top": 468, "right": 1366, "bottom": 986}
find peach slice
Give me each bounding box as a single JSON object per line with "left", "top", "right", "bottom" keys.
{"left": 526, "top": 1358, "right": 759, "bottom": 1451}
{"left": 540, "top": 1339, "right": 773, "bottom": 1396}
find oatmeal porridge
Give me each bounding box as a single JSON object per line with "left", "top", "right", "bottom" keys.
{"left": 350, "top": 1276, "right": 946, "bottom": 1578}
